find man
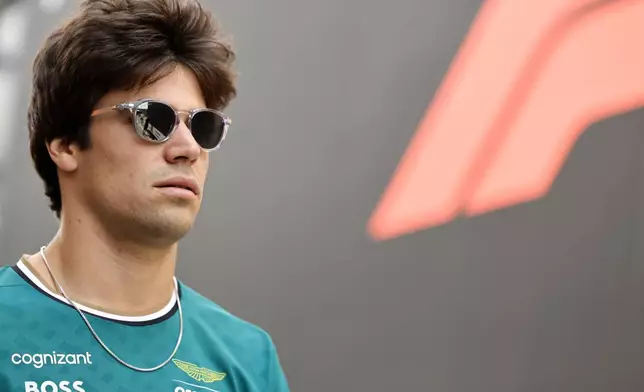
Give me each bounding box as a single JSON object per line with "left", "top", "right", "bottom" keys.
{"left": 0, "top": 0, "right": 290, "bottom": 391}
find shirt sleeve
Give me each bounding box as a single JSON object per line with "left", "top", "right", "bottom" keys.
{"left": 266, "top": 336, "right": 290, "bottom": 392}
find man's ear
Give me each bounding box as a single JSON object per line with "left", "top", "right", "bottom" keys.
{"left": 47, "top": 138, "right": 81, "bottom": 173}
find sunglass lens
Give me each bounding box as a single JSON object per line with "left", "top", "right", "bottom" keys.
{"left": 133, "top": 101, "right": 176, "bottom": 142}
{"left": 191, "top": 110, "right": 226, "bottom": 150}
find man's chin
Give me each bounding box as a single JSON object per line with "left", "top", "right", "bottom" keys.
{"left": 157, "top": 215, "right": 196, "bottom": 239}
{"left": 132, "top": 210, "right": 198, "bottom": 245}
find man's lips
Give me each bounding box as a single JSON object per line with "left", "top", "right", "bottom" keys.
{"left": 153, "top": 177, "right": 200, "bottom": 196}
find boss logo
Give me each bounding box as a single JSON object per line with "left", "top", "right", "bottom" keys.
{"left": 24, "top": 381, "right": 85, "bottom": 392}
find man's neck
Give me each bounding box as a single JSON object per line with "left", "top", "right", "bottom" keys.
{"left": 26, "top": 215, "right": 178, "bottom": 317}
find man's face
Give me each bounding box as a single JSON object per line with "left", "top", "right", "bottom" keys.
{"left": 70, "top": 65, "right": 211, "bottom": 244}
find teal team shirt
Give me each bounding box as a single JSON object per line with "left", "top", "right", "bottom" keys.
{"left": 0, "top": 260, "right": 290, "bottom": 392}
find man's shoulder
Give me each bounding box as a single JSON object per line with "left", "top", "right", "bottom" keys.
{"left": 178, "top": 282, "right": 286, "bottom": 388}
{"left": 179, "top": 282, "right": 275, "bottom": 349}
{"left": 0, "top": 264, "right": 53, "bottom": 335}
{"left": 0, "top": 264, "right": 29, "bottom": 291}
{"left": 0, "top": 264, "right": 44, "bottom": 304}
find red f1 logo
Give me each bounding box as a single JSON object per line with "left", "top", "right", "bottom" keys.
{"left": 368, "top": 0, "right": 644, "bottom": 241}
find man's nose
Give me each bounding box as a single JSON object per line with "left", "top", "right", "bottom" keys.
{"left": 164, "top": 121, "right": 202, "bottom": 164}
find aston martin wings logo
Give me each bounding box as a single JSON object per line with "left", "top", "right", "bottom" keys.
{"left": 172, "top": 359, "right": 226, "bottom": 383}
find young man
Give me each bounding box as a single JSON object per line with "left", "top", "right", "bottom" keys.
{"left": 0, "top": 0, "right": 290, "bottom": 391}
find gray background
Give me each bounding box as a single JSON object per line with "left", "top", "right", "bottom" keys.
{"left": 2, "top": 0, "right": 644, "bottom": 391}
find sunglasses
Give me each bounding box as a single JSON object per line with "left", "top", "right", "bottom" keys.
{"left": 91, "top": 99, "right": 231, "bottom": 151}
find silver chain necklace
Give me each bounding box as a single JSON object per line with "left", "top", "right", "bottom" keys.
{"left": 38, "top": 246, "right": 183, "bottom": 372}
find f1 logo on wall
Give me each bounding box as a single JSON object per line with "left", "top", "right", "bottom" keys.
{"left": 368, "top": 0, "right": 644, "bottom": 241}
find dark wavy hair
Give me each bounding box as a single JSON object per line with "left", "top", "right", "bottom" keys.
{"left": 28, "top": 0, "right": 237, "bottom": 217}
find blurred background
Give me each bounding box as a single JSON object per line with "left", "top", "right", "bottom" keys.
{"left": 3, "top": 0, "right": 644, "bottom": 391}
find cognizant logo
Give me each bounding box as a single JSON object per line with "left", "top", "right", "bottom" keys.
{"left": 11, "top": 352, "right": 93, "bottom": 368}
